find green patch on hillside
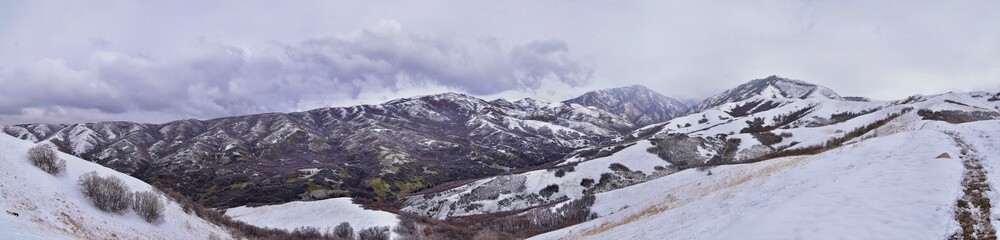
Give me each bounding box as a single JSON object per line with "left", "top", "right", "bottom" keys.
{"left": 366, "top": 175, "right": 427, "bottom": 200}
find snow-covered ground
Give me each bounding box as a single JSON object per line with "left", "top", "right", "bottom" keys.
{"left": 226, "top": 197, "right": 399, "bottom": 233}
{"left": 0, "top": 134, "right": 232, "bottom": 240}
{"left": 533, "top": 129, "right": 967, "bottom": 239}
{"left": 404, "top": 139, "right": 673, "bottom": 218}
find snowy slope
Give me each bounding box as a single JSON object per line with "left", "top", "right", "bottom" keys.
{"left": 0, "top": 134, "right": 232, "bottom": 240}
{"left": 534, "top": 129, "right": 965, "bottom": 239}
{"left": 403, "top": 140, "right": 674, "bottom": 218}
{"left": 403, "top": 76, "right": 1000, "bottom": 222}
{"left": 525, "top": 91, "right": 1000, "bottom": 239}
{"left": 397, "top": 73, "right": 1000, "bottom": 238}
{"left": 226, "top": 198, "right": 399, "bottom": 233}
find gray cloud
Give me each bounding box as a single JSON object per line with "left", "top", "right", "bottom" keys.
{"left": 0, "top": 1, "right": 997, "bottom": 124}
{"left": 0, "top": 20, "right": 592, "bottom": 123}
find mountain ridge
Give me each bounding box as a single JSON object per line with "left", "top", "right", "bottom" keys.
{"left": 2, "top": 84, "right": 683, "bottom": 208}
{"left": 564, "top": 85, "right": 690, "bottom": 126}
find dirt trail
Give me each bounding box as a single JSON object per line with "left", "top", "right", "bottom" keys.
{"left": 947, "top": 132, "right": 997, "bottom": 240}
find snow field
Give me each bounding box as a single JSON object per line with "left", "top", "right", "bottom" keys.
{"left": 535, "top": 129, "right": 965, "bottom": 240}
{"left": 225, "top": 197, "right": 399, "bottom": 234}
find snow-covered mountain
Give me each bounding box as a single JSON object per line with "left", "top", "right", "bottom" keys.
{"left": 402, "top": 77, "right": 1000, "bottom": 239}
{"left": 530, "top": 94, "right": 1000, "bottom": 239}
{"left": 8, "top": 76, "right": 1000, "bottom": 239}
{"left": 0, "top": 134, "right": 233, "bottom": 239}
{"left": 691, "top": 75, "right": 844, "bottom": 114}
{"left": 564, "top": 85, "right": 690, "bottom": 126}
{"left": 1, "top": 87, "right": 675, "bottom": 208}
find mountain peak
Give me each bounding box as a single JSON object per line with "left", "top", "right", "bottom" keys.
{"left": 384, "top": 92, "right": 484, "bottom": 105}
{"left": 564, "top": 85, "right": 689, "bottom": 126}
{"left": 591, "top": 84, "right": 654, "bottom": 94}
{"left": 692, "top": 76, "right": 843, "bottom": 112}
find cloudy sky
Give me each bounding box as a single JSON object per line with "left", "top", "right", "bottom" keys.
{"left": 1, "top": 1, "right": 998, "bottom": 124}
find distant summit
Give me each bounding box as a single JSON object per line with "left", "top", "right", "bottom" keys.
{"left": 692, "top": 75, "right": 843, "bottom": 112}
{"left": 564, "top": 85, "right": 689, "bottom": 126}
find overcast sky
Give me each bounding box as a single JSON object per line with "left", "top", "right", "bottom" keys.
{"left": 1, "top": 1, "right": 998, "bottom": 124}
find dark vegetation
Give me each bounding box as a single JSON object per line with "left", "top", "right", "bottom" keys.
{"left": 726, "top": 99, "right": 782, "bottom": 117}
{"left": 539, "top": 184, "right": 560, "bottom": 197}
{"left": 751, "top": 132, "right": 783, "bottom": 146}
{"left": 989, "top": 92, "right": 1000, "bottom": 102}
{"left": 944, "top": 99, "right": 973, "bottom": 107}
{"left": 28, "top": 145, "right": 65, "bottom": 175}
{"left": 433, "top": 195, "right": 597, "bottom": 239}
{"left": 348, "top": 193, "right": 600, "bottom": 239}
{"left": 646, "top": 133, "right": 741, "bottom": 170}
{"left": 740, "top": 105, "right": 815, "bottom": 133}
{"left": 917, "top": 109, "right": 1000, "bottom": 124}
{"left": 585, "top": 164, "right": 648, "bottom": 194}
{"left": 358, "top": 226, "right": 391, "bottom": 240}
{"left": 333, "top": 222, "right": 354, "bottom": 239}
{"left": 550, "top": 165, "right": 574, "bottom": 178}
{"left": 575, "top": 143, "right": 635, "bottom": 160}
{"left": 805, "top": 108, "right": 882, "bottom": 127}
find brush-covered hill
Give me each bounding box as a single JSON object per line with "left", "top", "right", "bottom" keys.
{"left": 2, "top": 86, "right": 683, "bottom": 208}
{"left": 0, "top": 134, "right": 233, "bottom": 239}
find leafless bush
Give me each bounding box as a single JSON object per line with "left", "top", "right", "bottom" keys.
{"left": 28, "top": 145, "right": 65, "bottom": 175}
{"left": 334, "top": 222, "right": 355, "bottom": 239}
{"left": 79, "top": 171, "right": 133, "bottom": 213}
{"left": 133, "top": 191, "right": 165, "bottom": 223}
{"left": 291, "top": 226, "right": 325, "bottom": 239}
{"left": 358, "top": 226, "right": 390, "bottom": 240}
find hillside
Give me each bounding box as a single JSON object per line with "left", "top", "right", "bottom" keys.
{"left": 0, "top": 134, "right": 232, "bottom": 240}
{"left": 2, "top": 87, "right": 677, "bottom": 208}
{"left": 533, "top": 127, "right": 970, "bottom": 239}
{"left": 401, "top": 77, "right": 1000, "bottom": 239}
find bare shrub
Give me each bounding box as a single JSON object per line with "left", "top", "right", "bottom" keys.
{"left": 751, "top": 132, "right": 782, "bottom": 146}
{"left": 334, "top": 222, "right": 355, "bottom": 239}
{"left": 538, "top": 184, "right": 560, "bottom": 198}
{"left": 393, "top": 217, "right": 417, "bottom": 239}
{"left": 291, "top": 226, "right": 325, "bottom": 239}
{"left": 28, "top": 145, "right": 65, "bottom": 175}
{"left": 133, "top": 191, "right": 165, "bottom": 223}
{"left": 78, "top": 171, "right": 133, "bottom": 213}
{"left": 358, "top": 226, "right": 390, "bottom": 240}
